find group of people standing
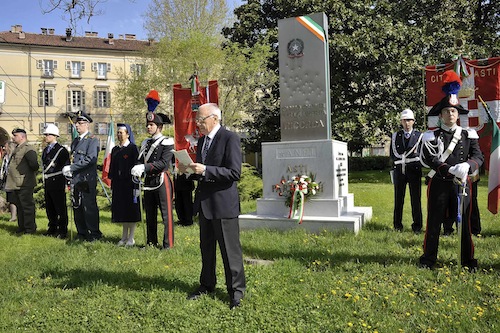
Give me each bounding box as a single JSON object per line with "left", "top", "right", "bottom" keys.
{"left": 0, "top": 99, "right": 246, "bottom": 309}
{"left": 390, "top": 70, "right": 484, "bottom": 270}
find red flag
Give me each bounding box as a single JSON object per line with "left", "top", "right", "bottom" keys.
{"left": 101, "top": 119, "right": 114, "bottom": 187}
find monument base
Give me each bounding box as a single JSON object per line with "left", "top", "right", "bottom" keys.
{"left": 239, "top": 206, "right": 372, "bottom": 234}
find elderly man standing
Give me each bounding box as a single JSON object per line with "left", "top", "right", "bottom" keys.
{"left": 419, "top": 91, "right": 483, "bottom": 270}
{"left": 63, "top": 112, "right": 102, "bottom": 241}
{"left": 5, "top": 128, "right": 39, "bottom": 235}
{"left": 390, "top": 109, "right": 423, "bottom": 233}
{"left": 180, "top": 103, "right": 246, "bottom": 310}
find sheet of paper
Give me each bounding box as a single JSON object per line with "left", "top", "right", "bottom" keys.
{"left": 172, "top": 149, "right": 194, "bottom": 175}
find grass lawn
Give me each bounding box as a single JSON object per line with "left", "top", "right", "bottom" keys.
{"left": 0, "top": 170, "right": 499, "bottom": 332}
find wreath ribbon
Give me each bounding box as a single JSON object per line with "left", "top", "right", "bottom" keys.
{"left": 288, "top": 185, "right": 305, "bottom": 224}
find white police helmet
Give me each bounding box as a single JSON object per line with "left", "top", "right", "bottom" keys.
{"left": 400, "top": 109, "right": 415, "bottom": 120}
{"left": 43, "top": 123, "right": 60, "bottom": 137}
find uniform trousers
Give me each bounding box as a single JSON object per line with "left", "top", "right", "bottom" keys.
{"left": 12, "top": 187, "right": 36, "bottom": 233}
{"left": 393, "top": 166, "right": 422, "bottom": 231}
{"left": 73, "top": 184, "right": 101, "bottom": 241}
{"left": 198, "top": 210, "right": 246, "bottom": 301}
{"left": 143, "top": 173, "right": 174, "bottom": 248}
{"left": 45, "top": 187, "right": 68, "bottom": 235}
{"left": 420, "top": 177, "right": 476, "bottom": 268}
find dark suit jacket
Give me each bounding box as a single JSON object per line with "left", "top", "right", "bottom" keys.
{"left": 42, "top": 142, "right": 70, "bottom": 190}
{"left": 193, "top": 127, "right": 241, "bottom": 220}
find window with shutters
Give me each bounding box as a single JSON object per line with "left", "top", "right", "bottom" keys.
{"left": 38, "top": 89, "right": 54, "bottom": 107}
{"left": 37, "top": 59, "right": 58, "bottom": 78}
{"left": 66, "top": 61, "right": 85, "bottom": 78}
{"left": 66, "top": 89, "right": 86, "bottom": 113}
{"left": 92, "top": 62, "right": 111, "bottom": 79}
{"left": 130, "top": 63, "right": 144, "bottom": 76}
{"left": 94, "top": 90, "right": 111, "bottom": 108}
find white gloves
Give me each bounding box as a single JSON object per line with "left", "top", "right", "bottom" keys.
{"left": 131, "top": 164, "right": 145, "bottom": 177}
{"left": 448, "top": 162, "right": 470, "bottom": 182}
{"left": 62, "top": 165, "right": 72, "bottom": 178}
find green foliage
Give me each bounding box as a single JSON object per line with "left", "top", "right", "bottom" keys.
{"left": 1, "top": 174, "right": 499, "bottom": 332}
{"left": 238, "top": 163, "right": 263, "bottom": 202}
{"left": 349, "top": 156, "right": 392, "bottom": 171}
{"left": 224, "top": 0, "right": 500, "bottom": 153}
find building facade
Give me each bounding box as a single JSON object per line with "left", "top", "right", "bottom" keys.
{"left": 0, "top": 25, "right": 151, "bottom": 147}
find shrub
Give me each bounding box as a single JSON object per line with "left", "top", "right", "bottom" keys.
{"left": 349, "top": 156, "right": 391, "bottom": 171}
{"left": 238, "top": 163, "right": 263, "bottom": 202}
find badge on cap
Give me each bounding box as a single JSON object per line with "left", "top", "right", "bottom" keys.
{"left": 147, "top": 112, "right": 155, "bottom": 122}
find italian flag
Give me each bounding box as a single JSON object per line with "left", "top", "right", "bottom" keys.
{"left": 488, "top": 117, "right": 500, "bottom": 214}
{"left": 101, "top": 118, "right": 115, "bottom": 187}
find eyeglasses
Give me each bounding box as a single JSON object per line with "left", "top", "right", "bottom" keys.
{"left": 195, "top": 114, "right": 215, "bottom": 124}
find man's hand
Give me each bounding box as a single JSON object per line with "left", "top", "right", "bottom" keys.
{"left": 131, "top": 164, "right": 145, "bottom": 177}
{"left": 449, "top": 162, "right": 470, "bottom": 182}
{"left": 189, "top": 162, "right": 206, "bottom": 175}
{"left": 62, "top": 165, "right": 72, "bottom": 178}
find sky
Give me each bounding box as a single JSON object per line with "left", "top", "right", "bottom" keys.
{"left": 1, "top": 0, "right": 244, "bottom": 41}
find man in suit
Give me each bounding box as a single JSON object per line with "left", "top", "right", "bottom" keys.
{"left": 180, "top": 103, "right": 246, "bottom": 309}
{"left": 42, "top": 124, "right": 70, "bottom": 238}
{"left": 390, "top": 109, "right": 423, "bottom": 233}
{"left": 5, "top": 128, "right": 39, "bottom": 234}
{"left": 131, "top": 111, "right": 175, "bottom": 249}
{"left": 63, "top": 112, "right": 102, "bottom": 241}
{"left": 419, "top": 94, "right": 483, "bottom": 269}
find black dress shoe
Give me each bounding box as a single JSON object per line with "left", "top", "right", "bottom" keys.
{"left": 229, "top": 299, "right": 241, "bottom": 309}
{"left": 187, "top": 288, "right": 212, "bottom": 300}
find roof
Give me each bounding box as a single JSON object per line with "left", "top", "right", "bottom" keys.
{"left": 0, "top": 30, "right": 153, "bottom": 52}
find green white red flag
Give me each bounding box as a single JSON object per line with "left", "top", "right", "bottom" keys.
{"left": 487, "top": 115, "right": 500, "bottom": 214}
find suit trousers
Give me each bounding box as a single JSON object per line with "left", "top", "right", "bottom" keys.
{"left": 73, "top": 185, "right": 101, "bottom": 241}
{"left": 143, "top": 173, "right": 174, "bottom": 248}
{"left": 45, "top": 187, "right": 68, "bottom": 234}
{"left": 12, "top": 188, "right": 36, "bottom": 233}
{"left": 420, "top": 177, "right": 476, "bottom": 268}
{"left": 198, "top": 210, "right": 246, "bottom": 301}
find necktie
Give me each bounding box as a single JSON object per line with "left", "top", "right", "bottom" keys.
{"left": 46, "top": 145, "right": 52, "bottom": 154}
{"left": 202, "top": 136, "right": 211, "bottom": 163}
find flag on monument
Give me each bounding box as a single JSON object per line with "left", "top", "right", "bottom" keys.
{"left": 487, "top": 113, "right": 500, "bottom": 214}
{"left": 101, "top": 119, "right": 115, "bottom": 187}
{"left": 190, "top": 74, "right": 200, "bottom": 96}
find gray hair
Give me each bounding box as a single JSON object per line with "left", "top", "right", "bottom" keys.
{"left": 200, "top": 103, "right": 222, "bottom": 120}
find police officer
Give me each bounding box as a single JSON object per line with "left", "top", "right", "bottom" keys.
{"left": 419, "top": 94, "right": 483, "bottom": 270}
{"left": 131, "top": 111, "right": 175, "bottom": 249}
{"left": 390, "top": 109, "right": 423, "bottom": 232}
{"left": 42, "top": 124, "right": 70, "bottom": 238}
{"left": 63, "top": 112, "right": 102, "bottom": 241}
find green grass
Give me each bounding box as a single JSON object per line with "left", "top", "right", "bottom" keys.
{"left": 0, "top": 171, "right": 499, "bottom": 332}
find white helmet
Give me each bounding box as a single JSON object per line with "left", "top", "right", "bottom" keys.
{"left": 400, "top": 108, "right": 415, "bottom": 120}
{"left": 43, "top": 123, "right": 60, "bottom": 137}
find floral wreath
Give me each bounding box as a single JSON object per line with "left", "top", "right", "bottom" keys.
{"left": 274, "top": 173, "right": 321, "bottom": 224}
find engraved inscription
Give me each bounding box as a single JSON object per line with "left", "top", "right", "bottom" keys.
{"left": 276, "top": 147, "right": 317, "bottom": 159}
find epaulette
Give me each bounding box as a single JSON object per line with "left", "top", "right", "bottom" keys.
{"left": 162, "top": 137, "right": 175, "bottom": 145}
{"left": 422, "top": 129, "right": 437, "bottom": 142}
{"left": 466, "top": 128, "right": 479, "bottom": 139}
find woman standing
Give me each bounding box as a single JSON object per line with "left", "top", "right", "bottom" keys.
{"left": 109, "top": 123, "right": 141, "bottom": 246}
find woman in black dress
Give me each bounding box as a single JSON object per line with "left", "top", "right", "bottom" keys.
{"left": 109, "top": 123, "right": 141, "bottom": 246}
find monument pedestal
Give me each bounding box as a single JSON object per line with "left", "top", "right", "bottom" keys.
{"left": 239, "top": 140, "right": 372, "bottom": 234}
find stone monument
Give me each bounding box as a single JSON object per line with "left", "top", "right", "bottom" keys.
{"left": 239, "top": 12, "right": 372, "bottom": 233}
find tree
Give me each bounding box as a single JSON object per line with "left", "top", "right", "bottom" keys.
{"left": 40, "top": 0, "right": 108, "bottom": 34}
{"left": 224, "top": 0, "right": 500, "bottom": 154}
{"left": 114, "top": 0, "right": 275, "bottom": 137}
